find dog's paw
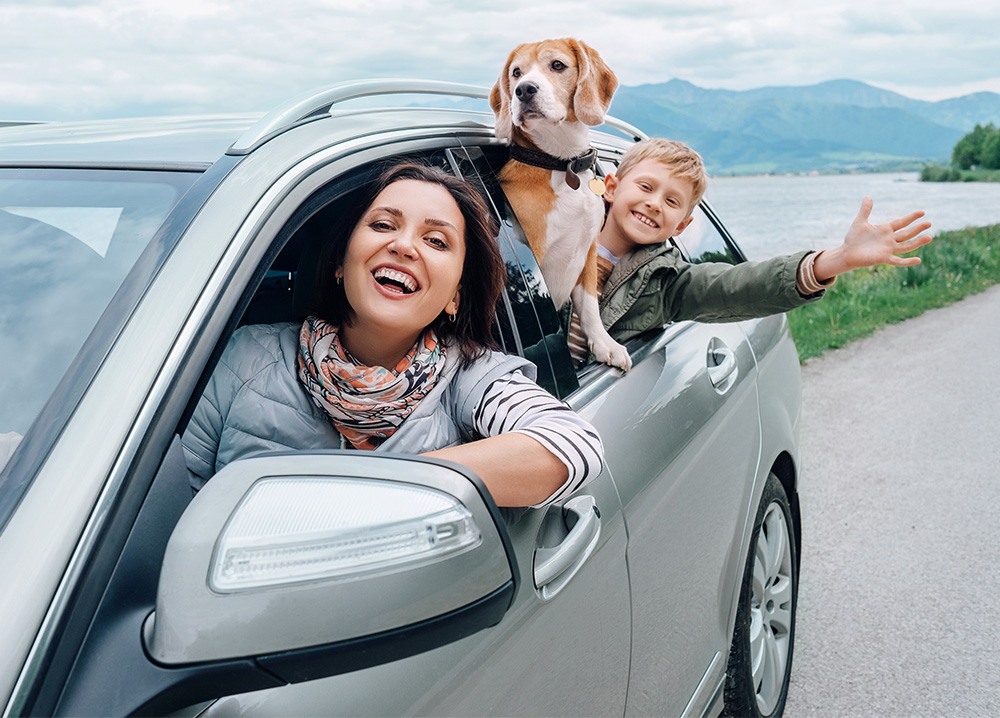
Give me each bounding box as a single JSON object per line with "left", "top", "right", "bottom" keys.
{"left": 591, "top": 338, "right": 632, "bottom": 372}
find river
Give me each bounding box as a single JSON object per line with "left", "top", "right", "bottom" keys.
{"left": 704, "top": 172, "right": 1000, "bottom": 259}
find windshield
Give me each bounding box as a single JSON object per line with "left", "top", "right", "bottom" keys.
{"left": 0, "top": 169, "right": 199, "bottom": 454}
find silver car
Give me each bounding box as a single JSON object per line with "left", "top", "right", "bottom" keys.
{"left": 0, "top": 81, "right": 802, "bottom": 717}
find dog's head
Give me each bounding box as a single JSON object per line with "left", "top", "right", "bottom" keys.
{"left": 490, "top": 38, "right": 618, "bottom": 142}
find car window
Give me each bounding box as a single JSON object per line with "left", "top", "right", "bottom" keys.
{"left": 450, "top": 144, "right": 579, "bottom": 398}
{"left": 234, "top": 151, "right": 492, "bottom": 333}
{"left": 0, "top": 169, "right": 198, "bottom": 439}
{"left": 672, "top": 205, "right": 742, "bottom": 266}
{"left": 179, "top": 150, "right": 539, "bottom": 492}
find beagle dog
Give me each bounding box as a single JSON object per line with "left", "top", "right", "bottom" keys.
{"left": 490, "top": 38, "right": 631, "bottom": 371}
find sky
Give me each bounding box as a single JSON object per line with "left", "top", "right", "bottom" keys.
{"left": 2, "top": 0, "right": 999, "bottom": 122}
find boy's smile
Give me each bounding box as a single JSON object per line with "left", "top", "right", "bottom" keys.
{"left": 630, "top": 209, "right": 660, "bottom": 229}
{"left": 601, "top": 158, "right": 695, "bottom": 256}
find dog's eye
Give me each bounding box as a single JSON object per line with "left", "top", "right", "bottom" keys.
{"left": 512, "top": 67, "right": 521, "bottom": 78}
{"left": 551, "top": 60, "right": 566, "bottom": 72}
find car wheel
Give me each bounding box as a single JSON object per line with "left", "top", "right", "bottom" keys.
{"left": 723, "top": 472, "right": 797, "bottom": 717}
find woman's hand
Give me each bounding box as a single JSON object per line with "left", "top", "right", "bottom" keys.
{"left": 814, "top": 197, "right": 933, "bottom": 282}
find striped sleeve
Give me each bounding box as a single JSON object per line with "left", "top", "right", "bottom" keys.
{"left": 473, "top": 371, "right": 605, "bottom": 508}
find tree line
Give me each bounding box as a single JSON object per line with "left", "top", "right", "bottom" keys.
{"left": 952, "top": 124, "right": 1000, "bottom": 169}
{"left": 922, "top": 123, "right": 1000, "bottom": 181}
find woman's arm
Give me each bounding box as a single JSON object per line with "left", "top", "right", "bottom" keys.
{"left": 424, "top": 371, "right": 604, "bottom": 508}
{"left": 425, "top": 432, "right": 569, "bottom": 507}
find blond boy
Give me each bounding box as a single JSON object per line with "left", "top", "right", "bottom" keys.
{"left": 568, "top": 138, "right": 932, "bottom": 364}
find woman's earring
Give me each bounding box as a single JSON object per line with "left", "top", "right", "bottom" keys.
{"left": 448, "top": 312, "right": 457, "bottom": 323}
{"left": 336, "top": 275, "right": 342, "bottom": 285}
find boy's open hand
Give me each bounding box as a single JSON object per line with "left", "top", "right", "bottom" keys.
{"left": 815, "top": 197, "right": 933, "bottom": 281}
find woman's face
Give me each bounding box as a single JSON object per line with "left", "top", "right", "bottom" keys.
{"left": 339, "top": 179, "right": 466, "bottom": 346}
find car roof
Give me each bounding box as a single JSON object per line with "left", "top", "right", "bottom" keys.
{"left": 0, "top": 80, "right": 646, "bottom": 170}
{"left": 0, "top": 115, "right": 263, "bottom": 169}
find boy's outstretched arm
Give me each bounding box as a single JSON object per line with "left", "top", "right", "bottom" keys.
{"left": 813, "top": 197, "right": 933, "bottom": 283}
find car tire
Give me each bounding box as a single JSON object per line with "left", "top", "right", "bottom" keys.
{"left": 723, "top": 472, "right": 797, "bottom": 717}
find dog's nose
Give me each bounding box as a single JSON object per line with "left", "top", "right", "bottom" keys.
{"left": 514, "top": 81, "right": 538, "bottom": 100}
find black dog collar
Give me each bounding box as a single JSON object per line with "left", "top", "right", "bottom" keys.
{"left": 509, "top": 145, "right": 599, "bottom": 191}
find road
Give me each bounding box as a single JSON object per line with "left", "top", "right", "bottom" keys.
{"left": 784, "top": 283, "right": 1000, "bottom": 717}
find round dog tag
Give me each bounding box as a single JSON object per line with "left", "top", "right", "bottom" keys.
{"left": 589, "top": 177, "right": 606, "bottom": 196}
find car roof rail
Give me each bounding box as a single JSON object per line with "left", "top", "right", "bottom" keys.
{"left": 0, "top": 121, "right": 45, "bottom": 129}
{"left": 228, "top": 78, "right": 647, "bottom": 155}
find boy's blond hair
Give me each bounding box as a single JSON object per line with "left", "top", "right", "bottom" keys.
{"left": 615, "top": 138, "right": 707, "bottom": 216}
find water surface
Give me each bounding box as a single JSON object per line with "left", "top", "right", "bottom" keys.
{"left": 705, "top": 172, "right": 1000, "bottom": 259}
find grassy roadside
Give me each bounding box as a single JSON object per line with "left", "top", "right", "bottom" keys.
{"left": 787, "top": 224, "right": 1000, "bottom": 362}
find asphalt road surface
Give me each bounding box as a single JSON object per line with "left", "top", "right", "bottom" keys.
{"left": 785, "top": 283, "right": 1000, "bottom": 717}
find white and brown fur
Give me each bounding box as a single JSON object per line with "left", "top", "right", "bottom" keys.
{"left": 490, "top": 38, "right": 631, "bottom": 370}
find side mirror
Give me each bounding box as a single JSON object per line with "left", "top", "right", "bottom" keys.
{"left": 141, "top": 451, "right": 517, "bottom": 711}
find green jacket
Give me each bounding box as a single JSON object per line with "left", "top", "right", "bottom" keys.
{"left": 599, "top": 243, "right": 823, "bottom": 345}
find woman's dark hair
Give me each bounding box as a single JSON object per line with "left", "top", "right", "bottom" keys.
{"left": 313, "top": 161, "right": 506, "bottom": 367}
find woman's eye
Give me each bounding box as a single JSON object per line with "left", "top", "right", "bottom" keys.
{"left": 425, "top": 235, "right": 448, "bottom": 249}
{"left": 551, "top": 60, "right": 566, "bottom": 72}
{"left": 370, "top": 220, "right": 394, "bottom": 231}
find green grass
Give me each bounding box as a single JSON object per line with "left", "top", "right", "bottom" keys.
{"left": 960, "top": 168, "right": 1000, "bottom": 182}
{"left": 921, "top": 165, "right": 1000, "bottom": 182}
{"left": 787, "top": 224, "right": 1000, "bottom": 362}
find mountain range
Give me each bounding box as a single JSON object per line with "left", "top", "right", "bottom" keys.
{"left": 607, "top": 79, "right": 1000, "bottom": 175}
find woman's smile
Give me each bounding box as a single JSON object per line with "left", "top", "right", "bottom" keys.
{"left": 372, "top": 264, "right": 420, "bottom": 295}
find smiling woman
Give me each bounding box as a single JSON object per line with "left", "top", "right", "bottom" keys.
{"left": 180, "top": 162, "right": 605, "bottom": 508}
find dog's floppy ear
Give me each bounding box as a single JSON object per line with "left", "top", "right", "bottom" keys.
{"left": 490, "top": 55, "right": 514, "bottom": 141}
{"left": 569, "top": 39, "right": 618, "bottom": 126}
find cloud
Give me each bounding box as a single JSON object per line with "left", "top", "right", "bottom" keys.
{"left": 0, "top": 0, "right": 997, "bottom": 121}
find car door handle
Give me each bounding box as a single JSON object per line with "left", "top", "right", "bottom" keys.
{"left": 707, "top": 342, "right": 738, "bottom": 392}
{"left": 533, "top": 495, "right": 601, "bottom": 597}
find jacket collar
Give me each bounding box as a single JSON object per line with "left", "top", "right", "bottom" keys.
{"left": 602, "top": 242, "right": 680, "bottom": 300}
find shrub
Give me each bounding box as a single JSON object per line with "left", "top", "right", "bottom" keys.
{"left": 920, "top": 164, "right": 961, "bottom": 182}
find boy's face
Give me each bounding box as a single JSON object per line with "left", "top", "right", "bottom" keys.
{"left": 603, "top": 158, "right": 695, "bottom": 250}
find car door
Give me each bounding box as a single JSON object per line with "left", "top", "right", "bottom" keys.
{"left": 473, "top": 140, "right": 766, "bottom": 716}
{"left": 586, "top": 205, "right": 765, "bottom": 717}
{"left": 183, "top": 143, "right": 633, "bottom": 717}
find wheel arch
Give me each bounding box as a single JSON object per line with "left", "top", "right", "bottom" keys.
{"left": 769, "top": 450, "right": 801, "bottom": 568}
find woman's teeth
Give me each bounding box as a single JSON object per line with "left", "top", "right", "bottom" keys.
{"left": 373, "top": 267, "right": 417, "bottom": 293}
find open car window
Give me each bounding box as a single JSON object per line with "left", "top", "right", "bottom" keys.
{"left": 447, "top": 144, "right": 578, "bottom": 399}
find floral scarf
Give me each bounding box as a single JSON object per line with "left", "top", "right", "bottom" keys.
{"left": 297, "top": 315, "right": 446, "bottom": 450}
